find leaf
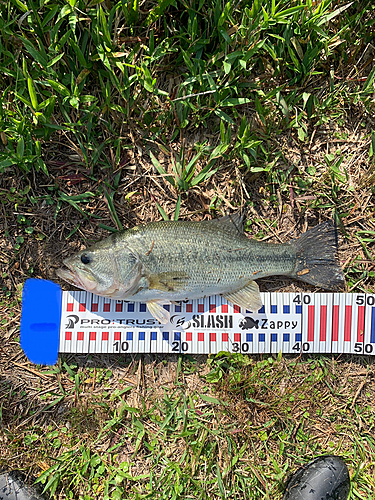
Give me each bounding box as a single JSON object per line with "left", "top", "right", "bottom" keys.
{"left": 57, "top": 4, "right": 72, "bottom": 21}
{"left": 216, "top": 464, "right": 226, "bottom": 499}
{"left": 98, "top": 6, "right": 112, "bottom": 47}
{"left": 242, "top": 40, "right": 266, "bottom": 62}
{"left": 214, "top": 109, "right": 235, "bottom": 125}
{"left": 21, "top": 39, "right": 48, "bottom": 68}
{"left": 218, "top": 1, "right": 231, "bottom": 27}
{"left": 69, "top": 39, "right": 88, "bottom": 67}
{"left": 58, "top": 192, "right": 100, "bottom": 218}
{"left": 155, "top": 200, "right": 169, "bottom": 221}
{"left": 150, "top": 151, "right": 175, "bottom": 187}
{"left": 316, "top": 2, "right": 353, "bottom": 26}
{"left": 363, "top": 64, "right": 375, "bottom": 92}
{"left": 27, "top": 75, "right": 38, "bottom": 110}
{"left": 274, "top": 5, "right": 305, "bottom": 19}
{"left": 36, "top": 158, "right": 49, "bottom": 176}
{"left": 275, "top": 91, "right": 289, "bottom": 118}
{"left": 369, "top": 131, "right": 375, "bottom": 159}
{"left": 173, "top": 195, "right": 181, "bottom": 221}
{"left": 184, "top": 151, "right": 203, "bottom": 182}
{"left": 47, "top": 53, "right": 65, "bottom": 68}
{"left": 199, "top": 394, "right": 222, "bottom": 404}
{"left": 16, "top": 137, "right": 24, "bottom": 160}
{"left": 221, "top": 97, "right": 251, "bottom": 106}
{"left": 10, "top": 0, "right": 28, "bottom": 13}
{"left": 209, "top": 144, "right": 229, "bottom": 161}
{"left": 145, "top": 0, "right": 175, "bottom": 25}
{"left": 223, "top": 60, "right": 231, "bottom": 74}
{"left": 47, "top": 80, "right": 70, "bottom": 97}
{"left": 0, "top": 158, "right": 16, "bottom": 171}
{"left": 103, "top": 187, "right": 123, "bottom": 231}
{"left": 190, "top": 164, "right": 218, "bottom": 186}
{"left": 76, "top": 69, "right": 91, "bottom": 85}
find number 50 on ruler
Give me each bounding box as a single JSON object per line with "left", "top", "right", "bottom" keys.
{"left": 297, "top": 292, "right": 374, "bottom": 355}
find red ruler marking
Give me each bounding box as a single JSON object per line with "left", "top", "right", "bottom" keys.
{"left": 186, "top": 304, "right": 193, "bottom": 313}
{"left": 357, "top": 306, "right": 365, "bottom": 342}
{"left": 115, "top": 303, "right": 123, "bottom": 312}
{"left": 79, "top": 303, "right": 86, "bottom": 312}
{"left": 234, "top": 333, "right": 241, "bottom": 342}
{"left": 102, "top": 332, "right": 109, "bottom": 341}
{"left": 91, "top": 303, "right": 98, "bottom": 312}
{"left": 114, "top": 332, "right": 121, "bottom": 341}
{"left": 209, "top": 304, "right": 216, "bottom": 313}
{"left": 67, "top": 303, "right": 73, "bottom": 312}
{"left": 233, "top": 305, "right": 240, "bottom": 313}
{"left": 198, "top": 332, "right": 204, "bottom": 341}
{"left": 65, "top": 332, "right": 72, "bottom": 340}
{"left": 332, "top": 305, "right": 339, "bottom": 341}
{"left": 198, "top": 304, "right": 204, "bottom": 313}
{"left": 103, "top": 303, "right": 110, "bottom": 312}
{"left": 344, "top": 306, "right": 352, "bottom": 341}
{"left": 77, "top": 332, "right": 84, "bottom": 341}
{"left": 210, "top": 332, "right": 216, "bottom": 341}
{"left": 90, "top": 332, "right": 96, "bottom": 341}
{"left": 186, "top": 332, "right": 192, "bottom": 341}
{"left": 222, "top": 304, "right": 228, "bottom": 313}
{"left": 222, "top": 333, "right": 228, "bottom": 342}
{"left": 308, "top": 305, "right": 315, "bottom": 342}
{"left": 320, "top": 305, "right": 327, "bottom": 342}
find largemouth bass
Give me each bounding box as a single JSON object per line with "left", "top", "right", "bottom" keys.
{"left": 56, "top": 212, "right": 345, "bottom": 324}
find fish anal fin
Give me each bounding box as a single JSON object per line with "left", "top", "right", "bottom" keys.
{"left": 148, "top": 271, "right": 189, "bottom": 292}
{"left": 147, "top": 300, "right": 170, "bottom": 325}
{"left": 223, "top": 281, "right": 263, "bottom": 313}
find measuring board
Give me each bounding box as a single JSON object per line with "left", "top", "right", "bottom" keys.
{"left": 20, "top": 279, "right": 375, "bottom": 365}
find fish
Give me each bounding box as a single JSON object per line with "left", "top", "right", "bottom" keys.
{"left": 56, "top": 211, "right": 345, "bottom": 324}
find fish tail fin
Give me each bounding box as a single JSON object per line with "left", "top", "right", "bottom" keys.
{"left": 291, "top": 221, "right": 345, "bottom": 290}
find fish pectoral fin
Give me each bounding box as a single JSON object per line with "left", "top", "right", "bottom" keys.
{"left": 147, "top": 300, "right": 171, "bottom": 325}
{"left": 223, "top": 281, "right": 263, "bottom": 313}
{"left": 148, "top": 271, "right": 189, "bottom": 292}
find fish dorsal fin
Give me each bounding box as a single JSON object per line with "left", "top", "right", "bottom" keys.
{"left": 223, "top": 281, "right": 263, "bottom": 313}
{"left": 206, "top": 209, "right": 247, "bottom": 235}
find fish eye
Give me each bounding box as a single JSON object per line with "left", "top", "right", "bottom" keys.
{"left": 81, "top": 254, "right": 91, "bottom": 265}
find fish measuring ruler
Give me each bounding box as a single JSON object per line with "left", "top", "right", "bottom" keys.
{"left": 20, "top": 279, "right": 375, "bottom": 365}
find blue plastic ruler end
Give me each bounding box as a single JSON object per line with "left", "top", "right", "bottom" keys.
{"left": 20, "top": 278, "right": 62, "bottom": 365}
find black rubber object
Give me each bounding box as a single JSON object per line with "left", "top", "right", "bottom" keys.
{"left": 283, "top": 455, "right": 350, "bottom": 500}
{"left": 0, "top": 471, "right": 48, "bottom": 500}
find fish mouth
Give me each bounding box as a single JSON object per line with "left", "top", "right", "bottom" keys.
{"left": 56, "top": 262, "right": 97, "bottom": 292}
{"left": 56, "top": 262, "right": 122, "bottom": 296}
{"left": 56, "top": 266, "right": 79, "bottom": 286}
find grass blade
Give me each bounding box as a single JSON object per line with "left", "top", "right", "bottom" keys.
{"left": 103, "top": 187, "right": 123, "bottom": 231}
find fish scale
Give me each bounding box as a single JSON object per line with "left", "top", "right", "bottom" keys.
{"left": 124, "top": 221, "right": 295, "bottom": 299}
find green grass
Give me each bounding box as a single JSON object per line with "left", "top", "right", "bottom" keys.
{"left": 1, "top": 0, "right": 374, "bottom": 179}
{"left": 1, "top": 0, "right": 375, "bottom": 498}
{"left": 2, "top": 355, "right": 375, "bottom": 499}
